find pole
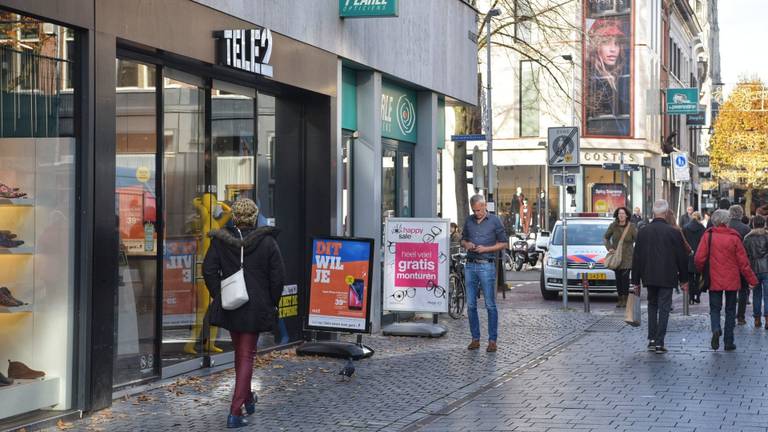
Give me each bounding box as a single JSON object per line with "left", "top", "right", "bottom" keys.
{"left": 486, "top": 14, "right": 495, "bottom": 205}
{"left": 570, "top": 58, "right": 576, "bottom": 126}
{"left": 620, "top": 152, "right": 625, "bottom": 208}
{"left": 562, "top": 165, "right": 568, "bottom": 309}
{"left": 582, "top": 272, "right": 590, "bottom": 313}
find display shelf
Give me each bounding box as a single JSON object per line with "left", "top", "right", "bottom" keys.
{"left": 0, "top": 377, "right": 60, "bottom": 419}
{"left": 0, "top": 246, "right": 34, "bottom": 255}
{"left": 0, "top": 198, "right": 34, "bottom": 207}
{"left": 0, "top": 304, "right": 32, "bottom": 313}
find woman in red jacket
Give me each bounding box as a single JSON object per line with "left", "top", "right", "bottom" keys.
{"left": 695, "top": 209, "right": 758, "bottom": 351}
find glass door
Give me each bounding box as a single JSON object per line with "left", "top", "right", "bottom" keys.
{"left": 161, "top": 69, "right": 208, "bottom": 375}
{"left": 381, "top": 140, "right": 414, "bottom": 223}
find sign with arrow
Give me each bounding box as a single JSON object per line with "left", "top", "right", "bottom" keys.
{"left": 547, "top": 127, "right": 580, "bottom": 168}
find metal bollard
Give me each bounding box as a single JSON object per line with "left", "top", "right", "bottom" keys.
{"left": 683, "top": 288, "right": 689, "bottom": 316}
{"left": 582, "top": 273, "right": 590, "bottom": 313}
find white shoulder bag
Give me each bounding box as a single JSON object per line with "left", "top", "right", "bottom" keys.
{"left": 220, "top": 228, "right": 249, "bottom": 310}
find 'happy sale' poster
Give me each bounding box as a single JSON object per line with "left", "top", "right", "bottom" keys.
{"left": 307, "top": 237, "right": 373, "bottom": 333}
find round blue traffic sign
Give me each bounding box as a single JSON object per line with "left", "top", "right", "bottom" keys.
{"left": 675, "top": 155, "right": 686, "bottom": 167}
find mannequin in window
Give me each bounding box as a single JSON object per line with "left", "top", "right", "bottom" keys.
{"left": 521, "top": 198, "right": 532, "bottom": 236}
{"left": 537, "top": 190, "right": 546, "bottom": 231}
{"left": 511, "top": 187, "right": 523, "bottom": 232}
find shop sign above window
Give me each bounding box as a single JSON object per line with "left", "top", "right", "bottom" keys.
{"left": 340, "top": 0, "right": 398, "bottom": 18}
{"left": 381, "top": 81, "right": 417, "bottom": 143}
{"left": 214, "top": 28, "right": 273, "bottom": 77}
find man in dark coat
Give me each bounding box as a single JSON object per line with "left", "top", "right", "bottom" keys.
{"left": 632, "top": 199, "right": 689, "bottom": 354}
{"left": 679, "top": 206, "right": 694, "bottom": 227}
{"left": 729, "top": 205, "right": 751, "bottom": 325}
{"left": 683, "top": 213, "right": 706, "bottom": 304}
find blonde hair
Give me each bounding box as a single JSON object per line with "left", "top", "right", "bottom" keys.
{"left": 692, "top": 211, "right": 701, "bottom": 221}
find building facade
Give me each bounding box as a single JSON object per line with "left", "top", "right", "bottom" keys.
{"left": 0, "top": 0, "right": 477, "bottom": 429}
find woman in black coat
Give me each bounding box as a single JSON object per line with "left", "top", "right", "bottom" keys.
{"left": 203, "top": 198, "right": 285, "bottom": 428}
{"left": 683, "top": 212, "right": 706, "bottom": 304}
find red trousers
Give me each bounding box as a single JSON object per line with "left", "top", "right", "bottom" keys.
{"left": 230, "top": 331, "right": 259, "bottom": 416}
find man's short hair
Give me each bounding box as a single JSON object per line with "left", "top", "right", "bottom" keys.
{"left": 469, "top": 194, "right": 486, "bottom": 207}
{"left": 753, "top": 214, "right": 766, "bottom": 229}
{"left": 711, "top": 209, "right": 730, "bottom": 227}
{"left": 652, "top": 199, "right": 669, "bottom": 216}
{"left": 729, "top": 205, "right": 744, "bottom": 220}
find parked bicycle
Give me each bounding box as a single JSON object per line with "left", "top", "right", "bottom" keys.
{"left": 448, "top": 252, "right": 467, "bottom": 319}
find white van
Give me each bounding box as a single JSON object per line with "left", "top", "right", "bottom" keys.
{"left": 540, "top": 216, "right": 617, "bottom": 300}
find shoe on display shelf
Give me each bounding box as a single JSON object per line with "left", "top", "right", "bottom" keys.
{"left": 0, "top": 182, "right": 27, "bottom": 199}
{"left": 0, "top": 238, "right": 24, "bottom": 248}
{"left": 7, "top": 360, "right": 45, "bottom": 380}
{"left": 0, "top": 372, "right": 13, "bottom": 386}
{"left": 0, "top": 287, "right": 25, "bottom": 307}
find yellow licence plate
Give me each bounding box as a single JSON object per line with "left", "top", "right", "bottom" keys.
{"left": 587, "top": 273, "right": 607, "bottom": 280}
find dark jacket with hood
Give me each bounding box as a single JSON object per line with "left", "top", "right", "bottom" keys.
{"left": 744, "top": 228, "right": 768, "bottom": 275}
{"left": 203, "top": 226, "right": 285, "bottom": 333}
{"left": 683, "top": 220, "right": 706, "bottom": 273}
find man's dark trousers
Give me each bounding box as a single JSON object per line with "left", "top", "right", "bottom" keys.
{"left": 737, "top": 279, "right": 749, "bottom": 321}
{"left": 647, "top": 286, "right": 673, "bottom": 346}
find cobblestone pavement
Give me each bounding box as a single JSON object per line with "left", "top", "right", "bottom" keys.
{"left": 47, "top": 296, "right": 600, "bottom": 432}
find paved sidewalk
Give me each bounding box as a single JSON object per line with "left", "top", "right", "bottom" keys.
{"left": 414, "top": 310, "right": 768, "bottom": 432}
{"left": 50, "top": 301, "right": 600, "bottom": 432}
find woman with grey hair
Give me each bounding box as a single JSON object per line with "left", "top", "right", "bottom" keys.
{"left": 695, "top": 209, "right": 757, "bottom": 351}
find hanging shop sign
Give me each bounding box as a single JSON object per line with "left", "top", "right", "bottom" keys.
{"left": 686, "top": 111, "right": 706, "bottom": 125}
{"left": 307, "top": 236, "right": 374, "bottom": 333}
{"left": 666, "top": 88, "right": 699, "bottom": 115}
{"left": 214, "top": 28, "right": 273, "bottom": 77}
{"left": 381, "top": 81, "right": 417, "bottom": 143}
{"left": 383, "top": 218, "right": 450, "bottom": 313}
{"left": 340, "top": 0, "right": 398, "bottom": 18}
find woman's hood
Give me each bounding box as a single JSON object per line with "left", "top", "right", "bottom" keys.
{"left": 209, "top": 226, "right": 280, "bottom": 252}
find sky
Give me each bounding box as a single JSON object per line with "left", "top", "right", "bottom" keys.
{"left": 718, "top": 0, "right": 768, "bottom": 93}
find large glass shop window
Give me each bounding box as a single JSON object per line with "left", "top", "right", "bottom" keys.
{"left": 0, "top": 12, "right": 77, "bottom": 421}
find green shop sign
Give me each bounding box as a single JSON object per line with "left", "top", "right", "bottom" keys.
{"left": 340, "top": 0, "right": 398, "bottom": 18}
{"left": 381, "top": 81, "right": 417, "bottom": 143}
{"left": 666, "top": 88, "right": 699, "bottom": 115}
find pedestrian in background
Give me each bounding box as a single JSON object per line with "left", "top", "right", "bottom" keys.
{"left": 695, "top": 209, "right": 757, "bottom": 351}
{"left": 632, "top": 199, "right": 689, "bottom": 354}
{"left": 702, "top": 210, "right": 711, "bottom": 228}
{"left": 203, "top": 198, "right": 285, "bottom": 428}
{"left": 683, "top": 212, "right": 706, "bottom": 304}
{"left": 603, "top": 207, "right": 637, "bottom": 308}
{"left": 679, "top": 206, "right": 694, "bottom": 227}
{"left": 744, "top": 214, "right": 768, "bottom": 328}
{"left": 461, "top": 194, "right": 508, "bottom": 353}
{"left": 728, "top": 205, "right": 751, "bottom": 325}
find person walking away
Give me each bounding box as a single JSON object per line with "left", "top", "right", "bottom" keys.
{"left": 695, "top": 209, "right": 757, "bottom": 351}
{"left": 683, "top": 212, "right": 706, "bottom": 304}
{"left": 203, "top": 198, "right": 285, "bottom": 428}
{"left": 603, "top": 207, "right": 637, "bottom": 307}
{"left": 679, "top": 206, "right": 694, "bottom": 227}
{"left": 631, "top": 199, "right": 689, "bottom": 354}
{"left": 744, "top": 215, "right": 768, "bottom": 328}
{"left": 461, "top": 194, "right": 508, "bottom": 353}
{"left": 728, "top": 205, "right": 751, "bottom": 325}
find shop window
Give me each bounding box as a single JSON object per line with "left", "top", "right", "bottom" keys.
{"left": 117, "top": 59, "right": 140, "bottom": 88}
{"left": 497, "top": 165, "right": 547, "bottom": 234}
{"left": 0, "top": 12, "right": 76, "bottom": 423}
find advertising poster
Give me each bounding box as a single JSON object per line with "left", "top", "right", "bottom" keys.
{"left": 584, "top": 0, "right": 632, "bottom": 137}
{"left": 307, "top": 237, "right": 374, "bottom": 333}
{"left": 592, "top": 183, "right": 627, "bottom": 214}
{"left": 384, "top": 218, "right": 450, "bottom": 313}
{"left": 162, "top": 238, "right": 197, "bottom": 326}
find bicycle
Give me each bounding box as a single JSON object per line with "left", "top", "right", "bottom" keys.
{"left": 448, "top": 252, "right": 467, "bottom": 319}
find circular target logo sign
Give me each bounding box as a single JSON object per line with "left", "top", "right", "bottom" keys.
{"left": 396, "top": 95, "right": 415, "bottom": 136}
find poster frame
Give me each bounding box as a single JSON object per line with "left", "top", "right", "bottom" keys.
{"left": 304, "top": 235, "right": 375, "bottom": 335}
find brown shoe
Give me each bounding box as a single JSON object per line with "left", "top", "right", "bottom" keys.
{"left": 467, "top": 340, "right": 480, "bottom": 350}
{"left": 756, "top": 317, "right": 763, "bottom": 328}
{"left": 737, "top": 318, "right": 747, "bottom": 326}
{"left": 7, "top": 360, "right": 45, "bottom": 379}
{"left": 764, "top": 316, "right": 768, "bottom": 330}
{"left": 0, "top": 287, "right": 23, "bottom": 307}
{"left": 486, "top": 341, "right": 497, "bottom": 352}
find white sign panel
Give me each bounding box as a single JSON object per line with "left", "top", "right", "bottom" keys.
{"left": 547, "top": 127, "right": 580, "bottom": 167}
{"left": 671, "top": 151, "right": 690, "bottom": 182}
{"left": 383, "top": 218, "right": 450, "bottom": 313}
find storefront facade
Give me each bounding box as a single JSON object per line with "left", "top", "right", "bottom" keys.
{"left": 0, "top": 0, "right": 476, "bottom": 428}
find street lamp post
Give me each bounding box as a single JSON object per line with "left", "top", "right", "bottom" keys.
{"left": 485, "top": 7, "right": 501, "bottom": 207}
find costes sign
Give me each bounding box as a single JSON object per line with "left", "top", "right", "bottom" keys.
{"left": 214, "top": 28, "right": 273, "bottom": 77}
{"left": 581, "top": 151, "right": 643, "bottom": 165}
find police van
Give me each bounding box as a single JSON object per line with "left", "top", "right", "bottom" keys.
{"left": 540, "top": 215, "right": 618, "bottom": 300}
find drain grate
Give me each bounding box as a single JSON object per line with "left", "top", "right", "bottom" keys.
{"left": 585, "top": 318, "right": 627, "bottom": 332}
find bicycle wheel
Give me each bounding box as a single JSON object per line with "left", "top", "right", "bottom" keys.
{"left": 502, "top": 251, "right": 514, "bottom": 272}
{"left": 448, "top": 273, "right": 466, "bottom": 319}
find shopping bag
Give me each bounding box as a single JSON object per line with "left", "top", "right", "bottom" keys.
{"left": 624, "top": 293, "right": 641, "bottom": 327}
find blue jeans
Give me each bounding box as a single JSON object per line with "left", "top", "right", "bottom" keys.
{"left": 710, "top": 290, "right": 737, "bottom": 346}
{"left": 753, "top": 273, "right": 768, "bottom": 317}
{"left": 464, "top": 262, "right": 498, "bottom": 342}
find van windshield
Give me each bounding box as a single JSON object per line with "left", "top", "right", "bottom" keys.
{"left": 551, "top": 222, "right": 612, "bottom": 246}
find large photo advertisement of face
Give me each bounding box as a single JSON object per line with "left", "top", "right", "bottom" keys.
{"left": 585, "top": 0, "right": 632, "bottom": 136}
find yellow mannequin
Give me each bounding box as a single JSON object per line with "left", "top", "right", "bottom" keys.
{"left": 184, "top": 193, "right": 232, "bottom": 355}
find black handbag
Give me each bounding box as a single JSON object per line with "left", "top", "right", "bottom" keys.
{"left": 700, "top": 230, "right": 713, "bottom": 292}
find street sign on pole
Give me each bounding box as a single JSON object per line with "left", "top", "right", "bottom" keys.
{"left": 602, "top": 163, "right": 640, "bottom": 172}
{"left": 671, "top": 151, "right": 690, "bottom": 182}
{"left": 451, "top": 134, "right": 487, "bottom": 142}
{"left": 547, "top": 127, "right": 580, "bottom": 167}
